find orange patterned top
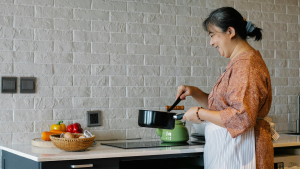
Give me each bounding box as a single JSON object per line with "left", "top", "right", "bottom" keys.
{"left": 208, "top": 50, "right": 274, "bottom": 169}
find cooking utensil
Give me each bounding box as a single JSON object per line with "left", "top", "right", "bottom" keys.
{"left": 138, "top": 95, "right": 184, "bottom": 129}
{"left": 166, "top": 105, "right": 184, "bottom": 111}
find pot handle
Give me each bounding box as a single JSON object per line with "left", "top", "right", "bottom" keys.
{"left": 173, "top": 113, "right": 184, "bottom": 120}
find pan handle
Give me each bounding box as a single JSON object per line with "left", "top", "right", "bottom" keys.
{"left": 173, "top": 113, "right": 184, "bottom": 120}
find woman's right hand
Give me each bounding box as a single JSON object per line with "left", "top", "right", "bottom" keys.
{"left": 176, "top": 85, "right": 200, "bottom": 100}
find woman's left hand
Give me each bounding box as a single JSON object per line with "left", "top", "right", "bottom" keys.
{"left": 183, "top": 107, "right": 202, "bottom": 124}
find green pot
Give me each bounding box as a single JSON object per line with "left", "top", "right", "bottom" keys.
{"left": 156, "top": 120, "right": 189, "bottom": 142}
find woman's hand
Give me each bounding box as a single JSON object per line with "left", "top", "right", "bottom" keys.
{"left": 176, "top": 85, "right": 200, "bottom": 100}
{"left": 182, "top": 107, "right": 201, "bottom": 124}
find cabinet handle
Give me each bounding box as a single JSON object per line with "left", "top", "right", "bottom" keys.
{"left": 71, "top": 164, "right": 93, "bottom": 168}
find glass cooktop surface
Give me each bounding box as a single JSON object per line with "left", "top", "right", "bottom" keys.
{"left": 101, "top": 140, "right": 205, "bottom": 149}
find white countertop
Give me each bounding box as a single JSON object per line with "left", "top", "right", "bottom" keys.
{"left": 1, "top": 134, "right": 300, "bottom": 162}
{"left": 0, "top": 138, "right": 204, "bottom": 162}
{"left": 273, "top": 134, "right": 300, "bottom": 147}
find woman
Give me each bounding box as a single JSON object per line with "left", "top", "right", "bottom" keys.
{"left": 176, "top": 7, "right": 277, "bottom": 169}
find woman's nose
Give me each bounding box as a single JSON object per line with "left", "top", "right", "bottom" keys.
{"left": 209, "top": 38, "right": 214, "bottom": 46}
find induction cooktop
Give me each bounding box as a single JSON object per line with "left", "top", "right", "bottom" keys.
{"left": 101, "top": 140, "right": 205, "bottom": 149}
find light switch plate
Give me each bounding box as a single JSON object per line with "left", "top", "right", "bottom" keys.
{"left": 87, "top": 111, "right": 101, "bottom": 127}
{"left": 1, "top": 77, "right": 17, "bottom": 93}
{"left": 20, "top": 77, "right": 35, "bottom": 93}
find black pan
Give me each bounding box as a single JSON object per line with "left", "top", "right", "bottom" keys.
{"left": 138, "top": 96, "right": 184, "bottom": 129}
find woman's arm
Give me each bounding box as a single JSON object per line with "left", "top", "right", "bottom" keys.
{"left": 183, "top": 107, "right": 225, "bottom": 128}
{"left": 199, "top": 109, "right": 225, "bottom": 128}
{"left": 191, "top": 89, "right": 209, "bottom": 109}
{"left": 176, "top": 85, "right": 209, "bottom": 109}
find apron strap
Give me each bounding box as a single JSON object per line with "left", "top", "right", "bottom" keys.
{"left": 257, "top": 117, "right": 280, "bottom": 141}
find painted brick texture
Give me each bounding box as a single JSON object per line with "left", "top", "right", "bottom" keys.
{"left": 0, "top": 0, "right": 298, "bottom": 147}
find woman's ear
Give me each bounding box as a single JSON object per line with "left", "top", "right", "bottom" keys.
{"left": 227, "top": 27, "right": 236, "bottom": 39}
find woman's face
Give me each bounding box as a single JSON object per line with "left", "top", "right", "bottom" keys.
{"left": 208, "top": 25, "right": 235, "bottom": 58}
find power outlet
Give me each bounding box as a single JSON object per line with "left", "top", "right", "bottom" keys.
{"left": 87, "top": 111, "right": 101, "bottom": 127}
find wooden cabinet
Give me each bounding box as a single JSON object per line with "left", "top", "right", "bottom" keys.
{"left": 2, "top": 150, "right": 203, "bottom": 169}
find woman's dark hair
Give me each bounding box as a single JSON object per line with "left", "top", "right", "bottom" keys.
{"left": 202, "top": 7, "right": 262, "bottom": 41}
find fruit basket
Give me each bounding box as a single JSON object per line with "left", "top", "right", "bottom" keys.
{"left": 50, "top": 133, "right": 95, "bottom": 152}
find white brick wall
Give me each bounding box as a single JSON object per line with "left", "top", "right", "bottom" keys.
{"left": 0, "top": 0, "right": 299, "bottom": 148}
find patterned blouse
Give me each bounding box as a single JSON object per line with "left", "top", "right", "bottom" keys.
{"left": 207, "top": 50, "right": 273, "bottom": 168}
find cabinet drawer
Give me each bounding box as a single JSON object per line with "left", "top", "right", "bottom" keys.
{"left": 41, "top": 158, "right": 119, "bottom": 169}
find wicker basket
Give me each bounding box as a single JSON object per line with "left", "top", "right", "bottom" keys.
{"left": 50, "top": 134, "right": 95, "bottom": 152}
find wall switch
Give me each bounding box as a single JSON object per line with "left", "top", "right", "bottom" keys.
{"left": 87, "top": 111, "right": 101, "bottom": 127}
{"left": 20, "top": 77, "right": 35, "bottom": 93}
{"left": 1, "top": 77, "right": 17, "bottom": 93}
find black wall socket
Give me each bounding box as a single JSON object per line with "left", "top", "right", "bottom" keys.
{"left": 87, "top": 111, "right": 101, "bottom": 127}
{"left": 1, "top": 77, "right": 17, "bottom": 93}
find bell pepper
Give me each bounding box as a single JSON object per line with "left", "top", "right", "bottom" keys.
{"left": 41, "top": 131, "right": 66, "bottom": 141}
{"left": 67, "top": 123, "right": 83, "bottom": 133}
{"left": 51, "top": 121, "right": 66, "bottom": 132}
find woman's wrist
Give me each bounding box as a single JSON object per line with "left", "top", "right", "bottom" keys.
{"left": 196, "top": 107, "right": 204, "bottom": 122}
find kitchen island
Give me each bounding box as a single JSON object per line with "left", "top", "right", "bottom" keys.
{"left": 1, "top": 134, "right": 300, "bottom": 169}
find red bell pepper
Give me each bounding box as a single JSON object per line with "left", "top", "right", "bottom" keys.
{"left": 67, "top": 123, "right": 83, "bottom": 133}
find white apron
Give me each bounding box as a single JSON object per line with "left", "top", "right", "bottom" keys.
{"left": 204, "top": 121, "right": 256, "bottom": 169}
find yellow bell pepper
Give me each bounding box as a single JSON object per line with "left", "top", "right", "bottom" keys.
{"left": 51, "top": 121, "right": 66, "bottom": 132}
